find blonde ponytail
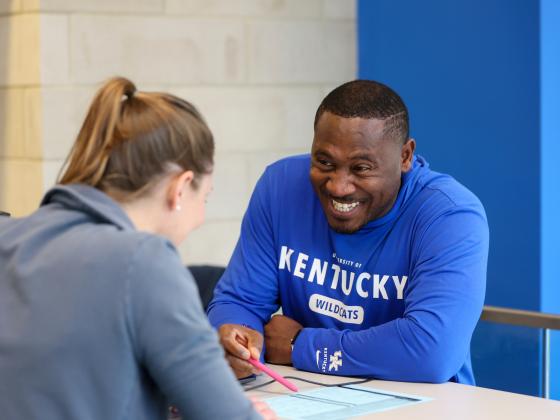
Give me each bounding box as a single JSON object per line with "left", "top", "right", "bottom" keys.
{"left": 60, "top": 78, "right": 137, "bottom": 187}
{"left": 59, "top": 77, "right": 213, "bottom": 197}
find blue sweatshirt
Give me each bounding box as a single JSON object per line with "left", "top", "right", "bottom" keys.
{"left": 208, "top": 154, "right": 488, "bottom": 384}
{"left": 0, "top": 185, "right": 260, "bottom": 420}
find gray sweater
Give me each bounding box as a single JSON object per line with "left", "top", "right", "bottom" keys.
{"left": 0, "top": 184, "right": 260, "bottom": 420}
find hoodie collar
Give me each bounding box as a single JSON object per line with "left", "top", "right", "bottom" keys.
{"left": 41, "top": 184, "right": 135, "bottom": 231}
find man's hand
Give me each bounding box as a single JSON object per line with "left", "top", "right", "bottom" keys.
{"left": 218, "top": 324, "right": 263, "bottom": 378}
{"left": 264, "top": 315, "right": 303, "bottom": 365}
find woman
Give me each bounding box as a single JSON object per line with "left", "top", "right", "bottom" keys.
{"left": 0, "top": 78, "right": 273, "bottom": 419}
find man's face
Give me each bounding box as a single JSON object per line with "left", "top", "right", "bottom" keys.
{"left": 310, "top": 112, "right": 414, "bottom": 234}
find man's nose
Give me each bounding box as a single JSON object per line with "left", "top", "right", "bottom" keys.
{"left": 326, "top": 171, "right": 356, "bottom": 197}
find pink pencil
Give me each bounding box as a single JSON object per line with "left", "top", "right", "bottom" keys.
{"left": 247, "top": 357, "right": 299, "bottom": 392}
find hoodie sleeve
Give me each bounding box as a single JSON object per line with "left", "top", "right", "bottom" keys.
{"left": 126, "top": 237, "right": 261, "bottom": 420}
{"left": 207, "top": 172, "right": 280, "bottom": 335}
{"left": 291, "top": 204, "right": 489, "bottom": 383}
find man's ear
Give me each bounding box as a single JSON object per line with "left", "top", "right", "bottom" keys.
{"left": 167, "top": 170, "right": 194, "bottom": 211}
{"left": 401, "top": 138, "right": 416, "bottom": 172}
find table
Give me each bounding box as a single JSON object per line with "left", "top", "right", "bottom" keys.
{"left": 245, "top": 365, "right": 560, "bottom": 419}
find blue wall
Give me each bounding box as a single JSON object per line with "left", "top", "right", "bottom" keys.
{"left": 358, "top": 0, "right": 558, "bottom": 398}
{"left": 541, "top": 0, "right": 560, "bottom": 398}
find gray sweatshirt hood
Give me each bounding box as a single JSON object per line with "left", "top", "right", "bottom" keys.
{"left": 41, "top": 184, "right": 135, "bottom": 231}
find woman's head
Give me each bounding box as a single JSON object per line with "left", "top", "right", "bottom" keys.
{"left": 59, "top": 77, "right": 214, "bottom": 244}
{"left": 60, "top": 77, "right": 213, "bottom": 194}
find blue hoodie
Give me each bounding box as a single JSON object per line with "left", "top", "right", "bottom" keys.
{"left": 208, "top": 154, "right": 488, "bottom": 384}
{"left": 0, "top": 185, "right": 260, "bottom": 420}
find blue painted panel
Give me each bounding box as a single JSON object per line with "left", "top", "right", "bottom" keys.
{"left": 540, "top": 0, "right": 560, "bottom": 399}
{"left": 358, "top": 0, "right": 542, "bottom": 396}
{"left": 472, "top": 323, "right": 540, "bottom": 395}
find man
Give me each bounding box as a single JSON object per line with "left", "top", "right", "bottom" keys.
{"left": 208, "top": 80, "right": 488, "bottom": 384}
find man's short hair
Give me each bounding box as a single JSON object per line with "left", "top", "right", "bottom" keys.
{"left": 314, "top": 80, "right": 410, "bottom": 144}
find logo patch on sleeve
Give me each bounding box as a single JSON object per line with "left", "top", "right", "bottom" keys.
{"left": 308, "top": 294, "right": 364, "bottom": 324}
{"left": 315, "top": 347, "right": 343, "bottom": 373}
{"left": 329, "top": 350, "right": 342, "bottom": 371}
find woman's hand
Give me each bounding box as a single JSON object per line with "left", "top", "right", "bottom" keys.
{"left": 249, "top": 396, "right": 278, "bottom": 420}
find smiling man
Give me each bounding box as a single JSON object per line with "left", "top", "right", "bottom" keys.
{"left": 208, "top": 80, "right": 489, "bottom": 384}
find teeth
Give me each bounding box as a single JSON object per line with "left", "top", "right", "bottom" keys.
{"left": 332, "top": 199, "right": 360, "bottom": 213}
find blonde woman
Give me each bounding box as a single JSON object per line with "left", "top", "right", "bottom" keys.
{"left": 0, "top": 78, "right": 274, "bottom": 420}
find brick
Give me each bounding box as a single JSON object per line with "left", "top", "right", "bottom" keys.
{"left": 0, "top": 0, "right": 21, "bottom": 13}
{"left": 69, "top": 15, "right": 245, "bottom": 84}
{"left": 23, "top": 0, "right": 163, "bottom": 13}
{"left": 0, "top": 88, "right": 25, "bottom": 158}
{"left": 0, "top": 158, "right": 43, "bottom": 216}
{"left": 248, "top": 20, "right": 356, "bottom": 83}
{"left": 173, "top": 86, "right": 321, "bottom": 152}
{"left": 39, "top": 15, "right": 69, "bottom": 85}
{"left": 0, "top": 88, "right": 43, "bottom": 160}
{"left": 323, "top": 0, "right": 356, "bottom": 19}
{"left": 321, "top": 84, "right": 340, "bottom": 98}
{"left": 39, "top": 86, "right": 94, "bottom": 160}
{"left": 205, "top": 152, "right": 250, "bottom": 221}
{"left": 42, "top": 158, "right": 64, "bottom": 191}
{"left": 178, "top": 220, "right": 241, "bottom": 266}
{"left": 245, "top": 150, "right": 304, "bottom": 192}
{"left": 166, "top": 0, "right": 321, "bottom": 17}
{"left": 19, "top": 0, "right": 38, "bottom": 11}
{"left": 0, "top": 14, "right": 41, "bottom": 86}
{"left": 22, "top": 87, "right": 42, "bottom": 159}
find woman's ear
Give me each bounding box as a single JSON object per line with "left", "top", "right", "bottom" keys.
{"left": 167, "top": 170, "right": 194, "bottom": 212}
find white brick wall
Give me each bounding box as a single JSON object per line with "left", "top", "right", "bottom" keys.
{"left": 172, "top": 86, "right": 320, "bottom": 151}
{"left": 40, "top": 86, "right": 94, "bottom": 159}
{"left": 248, "top": 20, "right": 355, "bottom": 83}
{"left": 180, "top": 220, "right": 243, "bottom": 266}
{"left": 165, "top": 0, "right": 322, "bottom": 18}
{"left": 323, "top": 0, "right": 356, "bottom": 19}
{"left": 0, "top": 0, "right": 356, "bottom": 265}
{"left": 39, "top": 15, "right": 70, "bottom": 85}
{"left": 69, "top": 15, "right": 247, "bottom": 85}
{"left": 28, "top": 0, "right": 164, "bottom": 13}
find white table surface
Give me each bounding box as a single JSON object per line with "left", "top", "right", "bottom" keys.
{"left": 245, "top": 364, "right": 560, "bottom": 420}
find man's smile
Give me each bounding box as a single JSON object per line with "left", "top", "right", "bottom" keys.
{"left": 325, "top": 196, "right": 366, "bottom": 220}
{"left": 332, "top": 199, "right": 360, "bottom": 213}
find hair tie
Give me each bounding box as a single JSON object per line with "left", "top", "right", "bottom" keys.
{"left": 122, "top": 86, "right": 137, "bottom": 102}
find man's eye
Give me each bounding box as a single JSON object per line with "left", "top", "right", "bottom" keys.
{"left": 354, "top": 165, "right": 371, "bottom": 173}
{"left": 317, "top": 159, "right": 332, "bottom": 167}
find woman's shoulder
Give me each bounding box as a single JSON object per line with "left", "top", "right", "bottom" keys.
{"left": 68, "top": 228, "right": 187, "bottom": 291}
{"left": 108, "top": 231, "right": 184, "bottom": 275}
{"left": 123, "top": 233, "right": 192, "bottom": 288}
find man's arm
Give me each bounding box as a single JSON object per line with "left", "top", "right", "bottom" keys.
{"left": 207, "top": 173, "right": 281, "bottom": 375}
{"left": 290, "top": 206, "right": 488, "bottom": 383}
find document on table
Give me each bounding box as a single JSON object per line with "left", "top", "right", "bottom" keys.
{"left": 263, "top": 385, "right": 430, "bottom": 420}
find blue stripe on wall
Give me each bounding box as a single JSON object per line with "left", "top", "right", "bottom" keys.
{"left": 540, "top": 0, "right": 560, "bottom": 398}
{"left": 358, "top": 0, "right": 556, "bottom": 397}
